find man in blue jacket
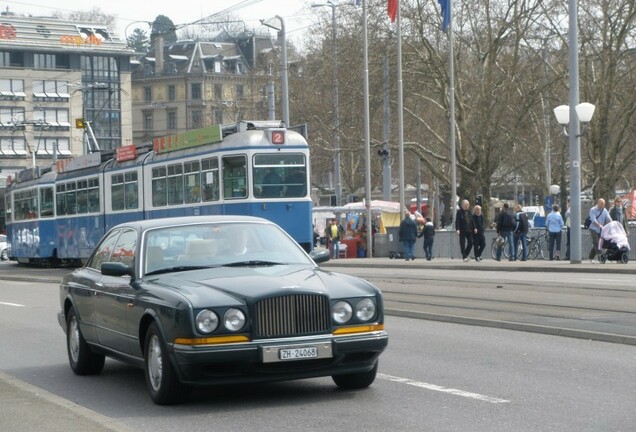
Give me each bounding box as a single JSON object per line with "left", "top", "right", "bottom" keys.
{"left": 398, "top": 212, "right": 418, "bottom": 261}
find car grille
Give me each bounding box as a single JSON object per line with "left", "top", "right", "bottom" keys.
{"left": 255, "top": 294, "right": 331, "bottom": 338}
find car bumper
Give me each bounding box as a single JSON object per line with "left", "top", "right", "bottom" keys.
{"left": 169, "top": 330, "right": 389, "bottom": 386}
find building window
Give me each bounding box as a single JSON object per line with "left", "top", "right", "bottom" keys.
{"left": 0, "top": 51, "right": 24, "bottom": 67}
{"left": 36, "top": 138, "right": 71, "bottom": 156}
{"left": 0, "top": 107, "right": 25, "bottom": 127}
{"left": 214, "top": 109, "right": 222, "bottom": 124}
{"left": 0, "top": 136, "right": 27, "bottom": 156}
{"left": 167, "top": 111, "right": 177, "bottom": 130}
{"left": 235, "top": 84, "right": 244, "bottom": 99}
{"left": 214, "top": 84, "right": 222, "bottom": 101}
{"left": 144, "top": 111, "right": 153, "bottom": 130}
{"left": 191, "top": 83, "right": 202, "bottom": 100}
{"left": 32, "top": 80, "right": 70, "bottom": 99}
{"left": 33, "top": 108, "right": 70, "bottom": 129}
{"left": 33, "top": 53, "right": 69, "bottom": 69}
{"left": 191, "top": 110, "right": 202, "bottom": 129}
{"left": 168, "top": 85, "right": 176, "bottom": 101}
{"left": 0, "top": 79, "right": 25, "bottom": 98}
{"left": 144, "top": 86, "right": 152, "bottom": 102}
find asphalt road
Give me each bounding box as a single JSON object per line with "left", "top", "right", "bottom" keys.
{"left": 1, "top": 278, "right": 634, "bottom": 431}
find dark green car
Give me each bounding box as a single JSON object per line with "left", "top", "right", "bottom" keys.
{"left": 58, "top": 215, "right": 388, "bottom": 404}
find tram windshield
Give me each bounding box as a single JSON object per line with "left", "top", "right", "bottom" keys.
{"left": 252, "top": 153, "right": 307, "bottom": 199}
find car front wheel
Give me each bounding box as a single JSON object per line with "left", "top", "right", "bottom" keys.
{"left": 332, "top": 361, "right": 378, "bottom": 389}
{"left": 144, "top": 322, "right": 186, "bottom": 405}
{"left": 66, "top": 308, "right": 105, "bottom": 375}
{"left": 0, "top": 248, "right": 8, "bottom": 261}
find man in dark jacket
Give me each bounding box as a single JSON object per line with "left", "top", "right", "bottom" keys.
{"left": 455, "top": 199, "right": 475, "bottom": 262}
{"left": 472, "top": 205, "right": 486, "bottom": 261}
{"left": 496, "top": 202, "right": 516, "bottom": 261}
{"left": 513, "top": 203, "right": 529, "bottom": 261}
{"left": 398, "top": 212, "right": 418, "bottom": 261}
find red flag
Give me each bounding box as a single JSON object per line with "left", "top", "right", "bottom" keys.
{"left": 387, "top": 0, "right": 397, "bottom": 22}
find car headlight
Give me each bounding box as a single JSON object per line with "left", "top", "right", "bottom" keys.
{"left": 332, "top": 301, "right": 353, "bottom": 324}
{"left": 196, "top": 310, "right": 219, "bottom": 333}
{"left": 224, "top": 308, "right": 246, "bottom": 332}
{"left": 355, "top": 298, "right": 376, "bottom": 322}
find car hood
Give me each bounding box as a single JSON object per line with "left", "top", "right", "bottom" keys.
{"left": 144, "top": 265, "right": 378, "bottom": 305}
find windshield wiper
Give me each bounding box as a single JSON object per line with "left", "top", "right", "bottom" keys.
{"left": 145, "top": 265, "right": 218, "bottom": 275}
{"left": 222, "top": 260, "right": 282, "bottom": 267}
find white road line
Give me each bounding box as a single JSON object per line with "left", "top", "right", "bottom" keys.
{"left": 378, "top": 373, "right": 510, "bottom": 404}
{"left": 0, "top": 301, "right": 26, "bottom": 307}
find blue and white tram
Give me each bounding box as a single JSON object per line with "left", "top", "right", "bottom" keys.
{"left": 139, "top": 122, "right": 312, "bottom": 250}
{"left": 5, "top": 167, "right": 57, "bottom": 264}
{"left": 4, "top": 121, "right": 313, "bottom": 265}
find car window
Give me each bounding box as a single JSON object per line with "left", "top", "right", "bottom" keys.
{"left": 110, "top": 229, "right": 137, "bottom": 268}
{"left": 87, "top": 229, "right": 120, "bottom": 271}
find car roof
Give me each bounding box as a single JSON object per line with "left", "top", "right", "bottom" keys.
{"left": 110, "top": 215, "right": 274, "bottom": 232}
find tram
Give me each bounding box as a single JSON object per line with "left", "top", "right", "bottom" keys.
{"left": 4, "top": 121, "right": 312, "bottom": 265}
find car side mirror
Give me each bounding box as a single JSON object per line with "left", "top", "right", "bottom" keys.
{"left": 101, "top": 262, "right": 134, "bottom": 277}
{"left": 309, "top": 249, "right": 331, "bottom": 264}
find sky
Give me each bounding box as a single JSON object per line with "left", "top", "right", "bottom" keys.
{"left": 3, "top": 0, "right": 320, "bottom": 45}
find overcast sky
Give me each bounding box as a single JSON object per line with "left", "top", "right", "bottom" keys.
{"left": 4, "top": 0, "right": 318, "bottom": 44}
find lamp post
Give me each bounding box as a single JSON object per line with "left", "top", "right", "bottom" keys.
{"left": 261, "top": 16, "right": 289, "bottom": 128}
{"left": 553, "top": 102, "right": 595, "bottom": 264}
{"left": 311, "top": 1, "right": 341, "bottom": 207}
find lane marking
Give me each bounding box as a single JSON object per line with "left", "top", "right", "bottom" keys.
{"left": 378, "top": 373, "right": 510, "bottom": 404}
{"left": 0, "top": 301, "right": 26, "bottom": 307}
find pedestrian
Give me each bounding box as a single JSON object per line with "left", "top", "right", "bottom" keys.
{"left": 496, "top": 202, "right": 515, "bottom": 261}
{"left": 546, "top": 204, "right": 565, "bottom": 260}
{"left": 513, "top": 203, "right": 529, "bottom": 261}
{"left": 325, "top": 218, "right": 344, "bottom": 259}
{"left": 455, "top": 199, "right": 474, "bottom": 262}
{"left": 417, "top": 217, "right": 435, "bottom": 261}
{"left": 588, "top": 198, "right": 612, "bottom": 263}
{"left": 472, "top": 205, "right": 486, "bottom": 261}
{"left": 609, "top": 197, "right": 628, "bottom": 233}
{"left": 398, "top": 211, "right": 418, "bottom": 261}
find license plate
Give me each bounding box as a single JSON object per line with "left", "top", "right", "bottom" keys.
{"left": 279, "top": 346, "right": 317, "bottom": 360}
{"left": 262, "top": 342, "right": 333, "bottom": 363}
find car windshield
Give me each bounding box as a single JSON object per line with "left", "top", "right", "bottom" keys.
{"left": 143, "top": 222, "right": 312, "bottom": 275}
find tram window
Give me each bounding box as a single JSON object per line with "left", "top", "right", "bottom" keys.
{"left": 77, "top": 180, "right": 88, "bottom": 214}
{"left": 167, "top": 163, "right": 184, "bottom": 205}
{"left": 15, "top": 189, "right": 38, "bottom": 220}
{"left": 56, "top": 183, "right": 66, "bottom": 216}
{"left": 152, "top": 166, "right": 167, "bottom": 207}
{"left": 40, "top": 187, "right": 54, "bottom": 217}
{"left": 88, "top": 178, "right": 100, "bottom": 213}
{"left": 111, "top": 173, "right": 125, "bottom": 211}
{"left": 5, "top": 194, "right": 12, "bottom": 222}
{"left": 124, "top": 171, "right": 139, "bottom": 209}
{"left": 222, "top": 155, "right": 247, "bottom": 199}
{"left": 253, "top": 154, "right": 307, "bottom": 199}
{"left": 184, "top": 161, "right": 201, "bottom": 204}
{"left": 201, "top": 157, "right": 219, "bottom": 202}
{"left": 65, "top": 182, "right": 77, "bottom": 215}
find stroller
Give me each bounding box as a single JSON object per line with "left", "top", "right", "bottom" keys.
{"left": 598, "top": 221, "right": 630, "bottom": 264}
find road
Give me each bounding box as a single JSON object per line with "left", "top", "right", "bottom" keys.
{"left": 0, "top": 277, "right": 634, "bottom": 431}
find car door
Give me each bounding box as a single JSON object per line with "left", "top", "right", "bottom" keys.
{"left": 93, "top": 228, "right": 138, "bottom": 355}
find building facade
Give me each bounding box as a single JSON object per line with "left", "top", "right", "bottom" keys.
{"left": 0, "top": 15, "right": 133, "bottom": 178}
{"left": 131, "top": 34, "right": 276, "bottom": 143}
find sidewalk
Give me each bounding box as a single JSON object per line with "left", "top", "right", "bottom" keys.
{"left": 0, "top": 372, "right": 134, "bottom": 432}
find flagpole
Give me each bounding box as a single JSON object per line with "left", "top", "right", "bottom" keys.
{"left": 397, "top": 0, "right": 405, "bottom": 218}
{"left": 363, "top": 0, "right": 373, "bottom": 256}
{"left": 448, "top": 0, "right": 457, "bottom": 233}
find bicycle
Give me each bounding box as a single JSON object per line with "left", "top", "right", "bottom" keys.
{"left": 491, "top": 231, "right": 548, "bottom": 260}
{"left": 526, "top": 231, "right": 548, "bottom": 260}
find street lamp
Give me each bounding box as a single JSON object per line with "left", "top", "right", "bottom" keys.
{"left": 553, "top": 100, "right": 595, "bottom": 264}
{"left": 260, "top": 16, "right": 289, "bottom": 128}
{"left": 311, "top": 1, "right": 341, "bottom": 207}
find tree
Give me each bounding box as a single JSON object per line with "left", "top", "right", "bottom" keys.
{"left": 127, "top": 28, "right": 150, "bottom": 53}
{"left": 151, "top": 15, "right": 177, "bottom": 43}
